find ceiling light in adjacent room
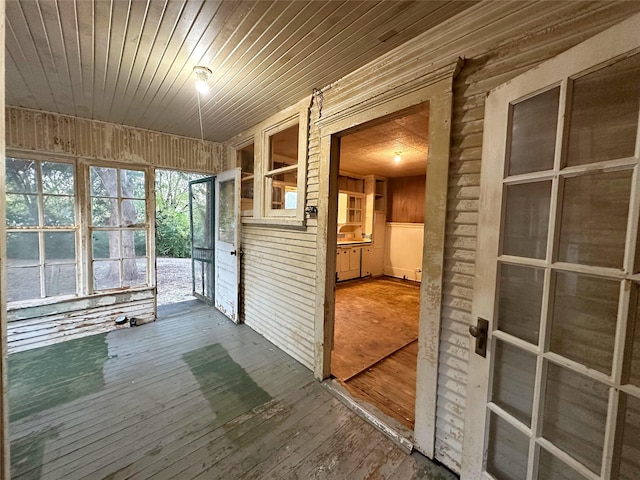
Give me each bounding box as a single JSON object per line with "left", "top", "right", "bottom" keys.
{"left": 193, "top": 66, "right": 212, "bottom": 94}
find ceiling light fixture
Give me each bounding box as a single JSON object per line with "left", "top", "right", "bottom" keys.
{"left": 193, "top": 66, "right": 212, "bottom": 94}
{"left": 394, "top": 153, "right": 402, "bottom": 163}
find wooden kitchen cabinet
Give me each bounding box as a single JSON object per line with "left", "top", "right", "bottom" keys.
{"left": 336, "top": 246, "right": 362, "bottom": 281}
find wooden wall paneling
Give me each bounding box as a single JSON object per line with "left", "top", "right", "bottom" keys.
{"left": 387, "top": 175, "right": 427, "bottom": 223}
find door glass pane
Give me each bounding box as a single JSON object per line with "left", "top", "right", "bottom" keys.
{"left": 550, "top": 272, "right": 619, "bottom": 374}
{"left": 503, "top": 181, "right": 551, "bottom": 259}
{"left": 537, "top": 449, "right": 588, "bottom": 480}
{"left": 45, "top": 264, "right": 76, "bottom": 297}
{"left": 626, "top": 285, "right": 640, "bottom": 388}
{"left": 191, "top": 182, "right": 212, "bottom": 249}
{"left": 487, "top": 412, "right": 529, "bottom": 480}
{"left": 542, "top": 363, "right": 609, "bottom": 474}
{"left": 193, "top": 260, "right": 204, "bottom": 297}
{"left": 218, "top": 179, "right": 235, "bottom": 244}
{"left": 497, "top": 263, "right": 544, "bottom": 344}
{"left": 566, "top": 53, "right": 640, "bottom": 166}
{"left": 618, "top": 393, "right": 640, "bottom": 480}
{"left": 508, "top": 87, "right": 560, "bottom": 176}
{"left": 558, "top": 170, "right": 631, "bottom": 269}
{"left": 491, "top": 340, "right": 536, "bottom": 426}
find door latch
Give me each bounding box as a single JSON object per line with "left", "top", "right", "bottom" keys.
{"left": 469, "top": 318, "right": 489, "bottom": 358}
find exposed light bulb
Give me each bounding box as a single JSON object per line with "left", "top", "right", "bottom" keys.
{"left": 193, "top": 66, "right": 212, "bottom": 95}
{"left": 196, "top": 79, "right": 209, "bottom": 94}
{"left": 394, "top": 154, "right": 401, "bottom": 163}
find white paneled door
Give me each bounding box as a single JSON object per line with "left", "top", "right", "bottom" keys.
{"left": 214, "top": 168, "right": 241, "bottom": 323}
{"left": 462, "top": 15, "right": 640, "bottom": 480}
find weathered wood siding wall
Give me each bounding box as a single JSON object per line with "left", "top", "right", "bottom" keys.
{"left": 329, "top": 1, "right": 638, "bottom": 471}
{"left": 6, "top": 107, "right": 223, "bottom": 172}
{"left": 240, "top": 103, "right": 320, "bottom": 370}
{"left": 5, "top": 107, "right": 224, "bottom": 352}
{"left": 235, "top": 1, "right": 640, "bottom": 473}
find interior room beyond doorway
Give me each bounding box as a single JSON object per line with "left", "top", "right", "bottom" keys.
{"left": 331, "top": 104, "right": 428, "bottom": 430}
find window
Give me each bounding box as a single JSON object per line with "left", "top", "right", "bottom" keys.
{"left": 265, "top": 123, "right": 299, "bottom": 215}
{"left": 90, "top": 166, "right": 148, "bottom": 291}
{"left": 237, "top": 142, "right": 255, "bottom": 216}
{"left": 5, "top": 158, "right": 78, "bottom": 302}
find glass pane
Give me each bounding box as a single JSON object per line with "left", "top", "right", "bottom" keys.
{"left": 508, "top": 87, "right": 559, "bottom": 176}
{"left": 618, "top": 393, "right": 640, "bottom": 480}
{"left": 92, "top": 230, "right": 120, "bottom": 259}
{"left": 271, "top": 172, "right": 297, "bottom": 210}
{"left": 121, "top": 169, "right": 145, "bottom": 199}
{"left": 537, "top": 449, "right": 588, "bottom": 480}
{"left": 550, "top": 272, "right": 618, "bottom": 375}
{"left": 6, "top": 193, "right": 38, "bottom": 226}
{"left": 122, "top": 258, "right": 146, "bottom": 286}
{"left": 5, "top": 158, "right": 37, "bottom": 193}
{"left": 487, "top": 412, "right": 529, "bottom": 479}
{"left": 503, "top": 181, "right": 551, "bottom": 259}
{"left": 92, "top": 197, "right": 119, "bottom": 226}
{"left": 121, "top": 199, "right": 145, "bottom": 225}
{"left": 567, "top": 53, "right": 640, "bottom": 166}
{"left": 193, "top": 260, "right": 204, "bottom": 297}
{"left": 284, "top": 187, "right": 297, "bottom": 210}
{"left": 134, "top": 230, "right": 147, "bottom": 257}
{"left": 7, "top": 232, "right": 39, "bottom": 266}
{"left": 190, "top": 181, "right": 212, "bottom": 249}
{"left": 218, "top": 179, "right": 235, "bottom": 244}
{"left": 42, "top": 162, "right": 74, "bottom": 195}
{"left": 44, "top": 232, "right": 75, "bottom": 261}
{"left": 626, "top": 285, "right": 640, "bottom": 388}
{"left": 237, "top": 143, "right": 254, "bottom": 174}
{"left": 542, "top": 363, "right": 609, "bottom": 474}
{"left": 241, "top": 178, "right": 254, "bottom": 213}
{"left": 45, "top": 264, "right": 76, "bottom": 297}
{"left": 491, "top": 340, "right": 536, "bottom": 426}
{"left": 43, "top": 195, "right": 75, "bottom": 226}
{"left": 7, "top": 266, "right": 41, "bottom": 302}
{"left": 269, "top": 124, "right": 298, "bottom": 171}
{"left": 93, "top": 260, "right": 120, "bottom": 290}
{"left": 497, "top": 263, "right": 544, "bottom": 345}
{"left": 90, "top": 166, "right": 117, "bottom": 197}
{"left": 558, "top": 170, "right": 631, "bottom": 269}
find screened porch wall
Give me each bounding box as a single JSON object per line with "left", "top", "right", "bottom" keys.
{"left": 4, "top": 107, "right": 224, "bottom": 352}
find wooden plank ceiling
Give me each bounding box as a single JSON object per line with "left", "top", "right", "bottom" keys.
{"left": 5, "top": 0, "right": 475, "bottom": 142}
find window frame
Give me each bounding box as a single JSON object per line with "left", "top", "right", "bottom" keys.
{"left": 231, "top": 136, "right": 256, "bottom": 218}
{"left": 229, "top": 96, "right": 310, "bottom": 227}
{"left": 87, "top": 162, "right": 151, "bottom": 294}
{"left": 4, "top": 155, "right": 80, "bottom": 305}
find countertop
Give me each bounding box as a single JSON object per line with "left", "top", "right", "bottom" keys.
{"left": 336, "top": 239, "right": 372, "bottom": 246}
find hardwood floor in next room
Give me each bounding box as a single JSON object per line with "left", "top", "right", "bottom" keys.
{"left": 332, "top": 276, "right": 420, "bottom": 429}
{"left": 7, "top": 300, "right": 454, "bottom": 480}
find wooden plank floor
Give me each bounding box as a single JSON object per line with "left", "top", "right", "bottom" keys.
{"left": 8, "top": 301, "right": 455, "bottom": 480}
{"left": 344, "top": 341, "right": 418, "bottom": 429}
{"left": 333, "top": 277, "right": 419, "bottom": 428}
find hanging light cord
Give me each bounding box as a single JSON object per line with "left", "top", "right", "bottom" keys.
{"left": 197, "top": 90, "right": 205, "bottom": 144}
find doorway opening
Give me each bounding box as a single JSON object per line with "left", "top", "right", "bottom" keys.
{"left": 330, "top": 103, "right": 429, "bottom": 430}
{"left": 154, "top": 169, "right": 206, "bottom": 307}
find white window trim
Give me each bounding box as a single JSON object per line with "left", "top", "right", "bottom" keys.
{"left": 228, "top": 96, "right": 310, "bottom": 227}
